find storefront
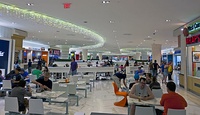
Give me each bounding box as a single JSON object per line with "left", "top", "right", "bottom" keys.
{"left": 178, "top": 19, "right": 200, "bottom": 95}
{"left": 173, "top": 49, "right": 181, "bottom": 70}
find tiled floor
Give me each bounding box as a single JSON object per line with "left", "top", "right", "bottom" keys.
{"left": 1, "top": 71, "right": 200, "bottom": 115}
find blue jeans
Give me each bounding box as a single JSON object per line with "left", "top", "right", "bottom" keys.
{"left": 153, "top": 70, "right": 157, "bottom": 77}
{"left": 72, "top": 70, "right": 77, "bottom": 76}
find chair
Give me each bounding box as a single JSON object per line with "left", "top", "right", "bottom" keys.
{"left": 152, "top": 89, "right": 163, "bottom": 98}
{"left": 5, "top": 97, "right": 19, "bottom": 114}
{"left": 67, "top": 83, "right": 79, "bottom": 106}
{"left": 29, "top": 99, "right": 44, "bottom": 115}
{"left": 167, "top": 109, "right": 186, "bottom": 115}
{"left": 135, "top": 106, "right": 154, "bottom": 115}
{"left": 76, "top": 82, "right": 88, "bottom": 98}
{"left": 112, "top": 82, "right": 128, "bottom": 107}
{"left": 71, "top": 75, "right": 79, "bottom": 83}
{"left": 2, "top": 80, "right": 12, "bottom": 96}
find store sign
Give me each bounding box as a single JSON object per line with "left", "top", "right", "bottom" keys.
{"left": 49, "top": 49, "right": 60, "bottom": 56}
{"left": 0, "top": 51, "right": 5, "bottom": 56}
{"left": 186, "top": 34, "right": 200, "bottom": 45}
{"left": 188, "top": 22, "right": 200, "bottom": 34}
{"left": 0, "top": 39, "right": 9, "bottom": 74}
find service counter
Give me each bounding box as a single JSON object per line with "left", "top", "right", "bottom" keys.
{"left": 20, "top": 63, "right": 38, "bottom": 70}
{"left": 179, "top": 74, "right": 200, "bottom": 95}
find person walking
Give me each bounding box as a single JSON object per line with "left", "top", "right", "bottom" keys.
{"left": 70, "top": 57, "right": 78, "bottom": 76}
{"left": 28, "top": 59, "right": 32, "bottom": 74}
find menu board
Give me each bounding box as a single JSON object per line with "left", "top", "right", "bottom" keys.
{"left": 193, "top": 51, "right": 200, "bottom": 63}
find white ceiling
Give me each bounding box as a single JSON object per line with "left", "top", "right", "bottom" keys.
{"left": 0, "top": 0, "right": 200, "bottom": 53}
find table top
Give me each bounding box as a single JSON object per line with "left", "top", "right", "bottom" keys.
{"left": 32, "top": 91, "right": 65, "bottom": 99}
{"left": 128, "top": 97, "right": 161, "bottom": 106}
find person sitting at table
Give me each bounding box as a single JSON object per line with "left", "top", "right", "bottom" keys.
{"left": 129, "top": 77, "right": 154, "bottom": 115}
{"left": 10, "top": 80, "right": 32, "bottom": 114}
{"left": 21, "top": 69, "right": 30, "bottom": 84}
{"left": 129, "top": 67, "right": 144, "bottom": 89}
{"left": 112, "top": 72, "right": 128, "bottom": 90}
{"left": 149, "top": 77, "right": 161, "bottom": 90}
{"left": 32, "top": 66, "right": 42, "bottom": 79}
{"left": 11, "top": 67, "right": 23, "bottom": 88}
{"left": 32, "top": 72, "right": 52, "bottom": 91}
{"left": 145, "top": 73, "right": 152, "bottom": 85}
{"left": 0, "top": 70, "right": 4, "bottom": 88}
{"left": 42, "top": 66, "right": 49, "bottom": 74}
{"left": 156, "top": 82, "right": 187, "bottom": 115}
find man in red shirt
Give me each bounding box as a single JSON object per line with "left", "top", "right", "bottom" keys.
{"left": 156, "top": 82, "right": 187, "bottom": 115}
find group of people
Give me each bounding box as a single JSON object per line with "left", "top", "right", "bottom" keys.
{"left": 2, "top": 65, "right": 53, "bottom": 114}
{"left": 112, "top": 64, "right": 187, "bottom": 115}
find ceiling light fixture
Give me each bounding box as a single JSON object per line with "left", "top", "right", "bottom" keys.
{"left": 113, "top": 30, "right": 116, "bottom": 33}
{"left": 0, "top": 3, "right": 105, "bottom": 49}
{"left": 27, "top": 3, "right": 34, "bottom": 6}
{"left": 166, "top": 40, "right": 168, "bottom": 42}
{"left": 102, "top": 1, "right": 110, "bottom": 4}
{"left": 143, "top": 40, "right": 146, "bottom": 42}
{"left": 38, "top": 31, "right": 42, "bottom": 33}
{"left": 148, "top": 36, "right": 150, "bottom": 38}
{"left": 109, "top": 20, "right": 114, "bottom": 23}
{"left": 11, "top": 22, "right": 16, "bottom": 24}
{"left": 165, "top": 19, "right": 171, "bottom": 22}
{"left": 181, "top": 28, "right": 184, "bottom": 31}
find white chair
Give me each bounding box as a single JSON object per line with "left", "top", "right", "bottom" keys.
{"left": 2, "top": 80, "right": 12, "bottom": 90}
{"left": 71, "top": 75, "right": 79, "bottom": 83}
{"left": 76, "top": 82, "right": 87, "bottom": 98}
{"left": 5, "top": 97, "right": 19, "bottom": 114}
{"left": 67, "top": 83, "right": 79, "bottom": 106}
{"left": 167, "top": 109, "right": 186, "bottom": 115}
{"left": 29, "top": 99, "right": 44, "bottom": 115}
{"left": 135, "top": 106, "right": 155, "bottom": 115}
{"left": 152, "top": 89, "right": 163, "bottom": 98}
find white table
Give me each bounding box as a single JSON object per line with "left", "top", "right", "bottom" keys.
{"left": 127, "top": 97, "right": 161, "bottom": 115}
{"left": 32, "top": 91, "right": 68, "bottom": 114}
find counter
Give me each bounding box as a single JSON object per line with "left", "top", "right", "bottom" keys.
{"left": 20, "top": 63, "right": 38, "bottom": 70}
{"left": 187, "top": 76, "right": 200, "bottom": 95}
{"left": 179, "top": 74, "right": 185, "bottom": 88}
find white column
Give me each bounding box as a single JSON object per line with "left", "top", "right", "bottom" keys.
{"left": 135, "top": 52, "right": 141, "bottom": 60}
{"left": 180, "top": 34, "right": 187, "bottom": 90}
{"left": 141, "top": 51, "right": 148, "bottom": 60}
{"left": 60, "top": 48, "right": 69, "bottom": 59}
{"left": 98, "top": 53, "right": 102, "bottom": 61}
{"left": 27, "top": 51, "right": 32, "bottom": 62}
{"left": 19, "top": 50, "right": 23, "bottom": 63}
{"left": 152, "top": 44, "right": 161, "bottom": 65}
{"left": 82, "top": 49, "right": 88, "bottom": 61}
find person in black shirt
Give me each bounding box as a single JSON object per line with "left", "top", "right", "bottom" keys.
{"left": 11, "top": 67, "right": 23, "bottom": 88}
{"left": 153, "top": 60, "right": 160, "bottom": 77}
{"left": 112, "top": 72, "right": 128, "bottom": 89}
{"left": 149, "top": 77, "right": 161, "bottom": 90}
{"left": 32, "top": 72, "right": 52, "bottom": 91}
{"left": 28, "top": 59, "right": 32, "bottom": 74}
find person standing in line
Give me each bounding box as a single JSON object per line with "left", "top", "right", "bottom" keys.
{"left": 28, "top": 59, "right": 32, "bottom": 74}
{"left": 149, "top": 62, "right": 153, "bottom": 76}
{"left": 70, "top": 57, "right": 78, "bottom": 76}
{"left": 152, "top": 60, "right": 159, "bottom": 77}
{"left": 168, "top": 62, "right": 173, "bottom": 81}
{"left": 162, "top": 62, "right": 168, "bottom": 83}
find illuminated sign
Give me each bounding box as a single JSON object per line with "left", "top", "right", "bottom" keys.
{"left": 188, "top": 22, "right": 200, "bottom": 34}
{"left": 0, "top": 51, "right": 4, "bottom": 56}
{"left": 186, "top": 34, "right": 200, "bottom": 45}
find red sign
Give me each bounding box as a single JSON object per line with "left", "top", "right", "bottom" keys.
{"left": 64, "top": 3, "right": 71, "bottom": 9}
{"left": 186, "top": 34, "right": 200, "bottom": 45}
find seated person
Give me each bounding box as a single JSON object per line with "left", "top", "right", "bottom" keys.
{"left": 0, "top": 70, "right": 4, "bottom": 82}
{"left": 149, "top": 77, "right": 161, "bottom": 90}
{"left": 10, "top": 80, "right": 32, "bottom": 114}
{"left": 32, "top": 66, "right": 42, "bottom": 79}
{"left": 129, "top": 77, "right": 154, "bottom": 115}
{"left": 11, "top": 67, "right": 23, "bottom": 88}
{"left": 32, "top": 72, "right": 52, "bottom": 91}
{"left": 156, "top": 82, "right": 187, "bottom": 115}
{"left": 21, "top": 69, "right": 30, "bottom": 83}
{"left": 145, "top": 73, "right": 152, "bottom": 85}
{"left": 129, "top": 67, "right": 144, "bottom": 89}
{"left": 112, "top": 72, "right": 128, "bottom": 89}
{"left": 135, "top": 67, "right": 144, "bottom": 76}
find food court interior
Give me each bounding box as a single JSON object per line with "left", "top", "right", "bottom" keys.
{"left": 0, "top": 0, "right": 200, "bottom": 115}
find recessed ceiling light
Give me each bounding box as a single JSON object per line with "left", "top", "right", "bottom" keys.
{"left": 11, "top": 22, "right": 16, "bottom": 24}
{"left": 109, "top": 20, "right": 114, "bottom": 23}
{"left": 165, "top": 19, "right": 171, "bottom": 22}
{"left": 102, "top": 1, "right": 110, "bottom": 3}
{"left": 27, "top": 3, "right": 34, "bottom": 6}
{"left": 181, "top": 28, "right": 184, "bottom": 31}
{"left": 143, "top": 40, "right": 146, "bottom": 42}
{"left": 148, "top": 36, "right": 151, "bottom": 38}
{"left": 38, "top": 31, "right": 42, "bottom": 33}
{"left": 113, "top": 30, "right": 116, "bottom": 33}
{"left": 166, "top": 40, "right": 168, "bottom": 42}
{"left": 55, "top": 36, "right": 57, "bottom": 38}
{"left": 154, "top": 30, "right": 158, "bottom": 32}
{"left": 66, "top": 40, "right": 68, "bottom": 41}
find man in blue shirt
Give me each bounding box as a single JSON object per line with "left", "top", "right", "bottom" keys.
{"left": 134, "top": 67, "right": 144, "bottom": 80}
{"left": 21, "top": 69, "right": 30, "bottom": 83}
{"left": 70, "top": 57, "right": 78, "bottom": 76}
{"left": 112, "top": 72, "right": 128, "bottom": 89}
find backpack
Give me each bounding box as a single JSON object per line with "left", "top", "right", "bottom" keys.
{"left": 168, "top": 65, "right": 173, "bottom": 73}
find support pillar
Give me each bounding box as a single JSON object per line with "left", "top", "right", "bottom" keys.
{"left": 98, "top": 53, "right": 102, "bottom": 61}
{"left": 180, "top": 34, "right": 187, "bottom": 90}
{"left": 152, "top": 44, "right": 161, "bottom": 65}
{"left": 82, "top": 49, "right": 88, "bottom": 61}
{"left": 60, "top": 47, "right": 69, "bottom": 59}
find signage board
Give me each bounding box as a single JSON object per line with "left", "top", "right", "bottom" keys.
{"left": 188, "top": 22, "right": 200, "bottom": 34}
{"left": 0, "top": 39, "right": 10, "bottom": 74}
{"left": 186, "top": 34, "right": 200, "bottom": 45}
